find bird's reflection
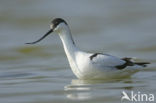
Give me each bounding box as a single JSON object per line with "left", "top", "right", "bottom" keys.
{"left": 64, "top": 79, "right": 92, "bottom": 100}
{"left": 64, "top": 78, "right": 123, "bottom": 100}
{"left": 64, "top": 77, "right": 145, "bottom": 101}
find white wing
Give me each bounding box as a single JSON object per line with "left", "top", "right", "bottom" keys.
{"left": 90, "top": 53, "right": 125, "bottom": 68}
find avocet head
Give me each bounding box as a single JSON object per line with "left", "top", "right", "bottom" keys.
{"left": 50, "top": 18, "right": 68, "bottom": 33}
{"left": 26, "top": 18, "right": 68, "bottom": 44}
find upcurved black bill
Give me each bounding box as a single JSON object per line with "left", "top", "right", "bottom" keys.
{"left": 26, "top": 29, "right": 53, "bottom": 44}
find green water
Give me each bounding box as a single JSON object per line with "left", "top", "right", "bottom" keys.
{"left": 0, "top": 1, "right": 156, "bottom": 103}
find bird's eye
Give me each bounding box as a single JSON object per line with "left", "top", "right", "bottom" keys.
{"left": 55, "top": 22, "right": 59, "bottom": 26}
{"left": 55, "top": 22, "right": 58, "bottom": 24}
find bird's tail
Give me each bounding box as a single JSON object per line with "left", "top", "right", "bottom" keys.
{"left": 134, "top": 62, "right": 150, "bottom": 67}
{"left": 122, "top": 57, "right": 150, "bottom": 67}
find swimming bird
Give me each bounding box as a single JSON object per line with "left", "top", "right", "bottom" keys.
{"left": 26, "top": 18, "right": 150, "bottom": 79}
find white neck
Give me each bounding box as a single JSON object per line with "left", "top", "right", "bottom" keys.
{"left": 57, "top": 24, "right": 84, "bottom": 78}
{"left": 59, "top": 25, "right": 78, "bottom": 58}
{"left": 58, "top": 24, "right": 81, "bottom": 75}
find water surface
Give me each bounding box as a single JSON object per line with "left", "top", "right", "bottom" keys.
{"left": 0, "top": 1, "right": 156, "bottom": 103}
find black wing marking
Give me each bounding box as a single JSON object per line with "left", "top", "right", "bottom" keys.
{"left": 116, "top": 57, "right": 150, "bottom": 70}
{"left": 115, "top": 58, "right": 133, "bottom": 70}
{"left": 89, "top": 53, "right": 103, "bottom": 60}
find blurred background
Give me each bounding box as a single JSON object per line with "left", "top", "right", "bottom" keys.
{"left": 0, "top": 0, "right": 156, "bottom": 103}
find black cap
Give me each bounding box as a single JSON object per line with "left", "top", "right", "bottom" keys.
{"left": 51, "top": 18, "right": 67, "bottom": 28}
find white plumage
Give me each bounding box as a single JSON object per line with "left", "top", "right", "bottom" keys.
{"left": 74, "top": 51, "right": 144, "bottom": 79}
{"left": 27, "top": 18, "right": 150, "bottom": 79}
